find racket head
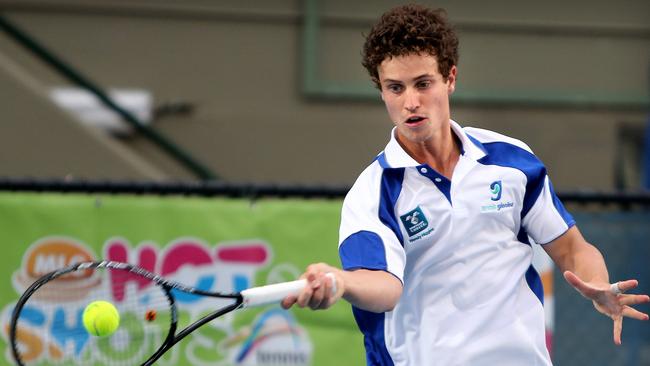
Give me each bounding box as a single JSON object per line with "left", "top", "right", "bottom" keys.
{"left": 9, "top": 261, "right": 177, "bottom": 366}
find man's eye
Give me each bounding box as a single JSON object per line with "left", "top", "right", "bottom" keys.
{"left": 417, "top": 81, "right": 431, "bottom": 89}
{"left": 388, "top": 84, "right": 403, "bottom": 93}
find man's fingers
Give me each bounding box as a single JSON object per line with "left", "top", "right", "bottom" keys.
{"left": 292, "top": 267, "right": 342, "bottom": 310}
{"left": 613, "top": 316, "right": 622, "bottom": 346}
{"left": 564, "top": 273, "right": 648, "bottom": 346}
{"left": 296, "top": 282, "right": 315, "bottom": 308}
{"left": 281, "top": 295, "right": 297, "bottom": 309}
{"left": 308, "top": 275, "right": 326, "bottom": 309}
{"left": 563, "top": 270, "right": 586, "bottom": 289}
{"left": 616, "top": 279, "right": 639, "bottom": 293}
{"left": 563, "top": 270, "right": 579, "bottom": 285}
{"left": 563, "top": 271, "right": 597, "bottom": 297}
{"left": 319, "top": 273, "right": 333, "bottom": 309}
{"left": 619, "top": 294, "right": 650, "bottom": 307}
{"left": 622, "top": 306, "right": 650, "bottom": 321}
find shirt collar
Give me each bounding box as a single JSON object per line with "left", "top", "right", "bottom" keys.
{"left": 379, "top": 120, "right": 487, "bottom": 169}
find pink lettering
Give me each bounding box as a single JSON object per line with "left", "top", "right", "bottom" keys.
{"left": 106, "top": 240, "right": 157, "bottom": 301}
{"left": 161, "top": 241, "right": 212, "bottom": 276}
{"left": 216, "top": 243, "right": 268, "bottom": 264}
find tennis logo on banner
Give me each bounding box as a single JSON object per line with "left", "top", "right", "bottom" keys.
{"left": 400, "top": 206, "right": 433, "bottom": 241}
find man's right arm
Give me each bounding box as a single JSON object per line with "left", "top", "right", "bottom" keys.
{"left": 281, "top": 262, "right": 403, "bottom": 313}
{"left": 281, "top": 163, "right": 405, "bottom": 313}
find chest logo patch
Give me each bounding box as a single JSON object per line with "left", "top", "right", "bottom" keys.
{"left": 481, "top": 180, "right": 515, "bottom": 213}
{"left": 490, "top": 180, "right": 502, "bottom": 201}
{"left": 400, "top": 206, "right": 430, "bottom": 238}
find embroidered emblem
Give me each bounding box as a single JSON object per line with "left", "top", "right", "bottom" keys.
{"left": 400, "top": 206, "right": 429, "bottom": 237}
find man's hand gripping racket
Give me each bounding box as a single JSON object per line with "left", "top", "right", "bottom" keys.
{"left": 9, "top": 260, "right": 336, "bottom": 366}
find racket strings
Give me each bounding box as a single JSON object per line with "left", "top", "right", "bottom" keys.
{"left": 12, "top": 267, "right": 172, "bottom": 366}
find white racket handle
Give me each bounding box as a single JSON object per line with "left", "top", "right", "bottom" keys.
{"left": 241, "top": 272, "right": 336, "bottom": 308}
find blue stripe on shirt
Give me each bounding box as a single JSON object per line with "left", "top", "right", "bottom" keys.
{"left": 548, "top": 179, "right": 575, "bottom": 228}
{"left": 525, "top": 265, "right": 544, "bottom": 304}
{"left": 379, "top": 167, "right": 405, "bottom": 246}
{"left": 352, "top": 307, "right": 395, "bottom": 366}
{"left": 339, "top": 231, "right": 387, "bottom": 271}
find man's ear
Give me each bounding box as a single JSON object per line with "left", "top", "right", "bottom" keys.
{"left": 447, "top": 65, "right": 457, "bottom": 94}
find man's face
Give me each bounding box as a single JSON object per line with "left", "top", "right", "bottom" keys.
{"left": 378, "top": 53, "right": 456, "bottom": 148}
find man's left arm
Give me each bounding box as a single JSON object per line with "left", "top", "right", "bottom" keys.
{"left": 543, "top": 226, "right": 649, "bottom": 345}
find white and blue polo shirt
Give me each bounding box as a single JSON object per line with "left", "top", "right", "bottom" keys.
{"left": 338, "top": 120, "right": 575, "bottom": 366}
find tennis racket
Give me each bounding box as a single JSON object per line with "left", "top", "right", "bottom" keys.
{"left": 8, "top": 260, "right": 335, "bottom": 366}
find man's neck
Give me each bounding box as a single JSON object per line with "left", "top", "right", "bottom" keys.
{"left": 398, "top": 128, "right": 461, "bottom": 179}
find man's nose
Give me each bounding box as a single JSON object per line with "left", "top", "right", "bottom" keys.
{"left": 404, "top": 89, "right": 420, "bottom": 112}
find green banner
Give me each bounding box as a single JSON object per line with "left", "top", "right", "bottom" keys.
{"left": 0, "top": 192, "right": 364, "bottom": 365}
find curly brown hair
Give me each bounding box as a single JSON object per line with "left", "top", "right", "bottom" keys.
{"left": 362, "top": 4, "right": 459, "bottom": 89}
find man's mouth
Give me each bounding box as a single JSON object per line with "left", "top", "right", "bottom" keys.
{"left": 405, "top": 116, "right": 426, "bottom": 124}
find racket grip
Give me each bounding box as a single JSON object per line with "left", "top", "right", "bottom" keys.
{"left": 241, "top": 273, "right": 336, "bottom": 308}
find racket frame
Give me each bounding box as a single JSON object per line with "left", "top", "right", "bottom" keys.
{"left": 9, "top": 260, "right": 244, "bottom": 366}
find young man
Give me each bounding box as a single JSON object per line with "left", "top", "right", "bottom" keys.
{"left": 282, "top": 4, "right": 649, "bottom": 365}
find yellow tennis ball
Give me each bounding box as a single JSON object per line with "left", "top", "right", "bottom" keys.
{"left": 82, "top": 300, "right": 120, "bottom": 337}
